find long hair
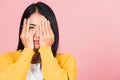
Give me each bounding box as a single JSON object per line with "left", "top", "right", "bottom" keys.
{"left": 17, "top": 2, "right": 59, "bottom": 57}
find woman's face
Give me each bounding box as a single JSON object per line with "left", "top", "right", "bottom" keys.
{"left": 28, "top": 12, "right": 45, "bottom": 49}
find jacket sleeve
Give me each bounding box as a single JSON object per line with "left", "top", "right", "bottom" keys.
{"left": 56, "top": 54, "right": 78, "bottom": 80}
{"left": 0, "top": 48, "right": 34, "bottom": 80}
{"left": 39, "top": 46, "right": 78, "bottom": 80}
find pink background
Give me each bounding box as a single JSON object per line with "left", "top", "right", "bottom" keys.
{"left": 0, "top": 0, "right": 120, "bottom": 80}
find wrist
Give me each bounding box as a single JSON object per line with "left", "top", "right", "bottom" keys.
{"left": 38, "top": 46, "right": 51, "bottom": 52}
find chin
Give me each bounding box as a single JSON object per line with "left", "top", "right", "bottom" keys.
{"left": 35, "top": 46, "right": 40, "bottom": 49}
{"left": 35, "top": 47, "right": 39, "bottom": 49}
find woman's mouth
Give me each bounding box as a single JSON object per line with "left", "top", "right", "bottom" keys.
{"left": 34, "top": 40, "right": 40, "bottom": 44}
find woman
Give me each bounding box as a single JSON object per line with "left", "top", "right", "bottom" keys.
{"left": 0, "top": 1, "right": 77, "bottom": 80}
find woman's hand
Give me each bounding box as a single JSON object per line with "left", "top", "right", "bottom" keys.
{"left": 20, "top": 18, "right": 37, "bottom": 49}
{"left": 39, "top": 18, "right": 54, "bottom": 48}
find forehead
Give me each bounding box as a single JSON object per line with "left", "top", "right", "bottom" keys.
{"left": 29, "top": 12, "right": 45, "bottom": 25}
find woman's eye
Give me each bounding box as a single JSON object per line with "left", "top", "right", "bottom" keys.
{"left": 29, "top": 26, "right": 34, "bottom": 29}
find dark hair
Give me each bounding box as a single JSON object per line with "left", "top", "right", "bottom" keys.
{"left": 17, "top": 2, "right": 59, "bottom": 57}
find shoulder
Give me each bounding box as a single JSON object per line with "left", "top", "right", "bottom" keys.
{"left": 56, "top": 53, "right": 76, "bottom": 60}
{"left": 56, "top": 53, "right": 78, "bottom": 79}
{"left": 56, "top": 53, "right": 76, "bottom": 68}
{"left": 0, "top": 50, "right": 21, "bottom": 63}
{"left": 0, "top": 51, "right": 20, "bottom": 57}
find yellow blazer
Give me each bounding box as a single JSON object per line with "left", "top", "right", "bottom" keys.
{"left": 0, "top": 46, "right": 77, "bottom": 80}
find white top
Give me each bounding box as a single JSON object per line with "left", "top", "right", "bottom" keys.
{"left": 26, "top": 63, "right": 43, "bottom": 80}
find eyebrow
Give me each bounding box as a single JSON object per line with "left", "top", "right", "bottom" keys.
{"left": 29, "top": 24, "right": 36, "bottom": 26}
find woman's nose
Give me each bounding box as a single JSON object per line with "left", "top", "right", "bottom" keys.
{"left": 35, "top": 29, "right": 40, "bottom": 38}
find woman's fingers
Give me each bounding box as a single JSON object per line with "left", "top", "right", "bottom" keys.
{"left": 21, "top": 18, "right": 30, "bottom": 36}
{"left": 42, "top": 19, "right": 47, "bottom": 37}
{"left": 45, "top": 20, "right": 50, "bottom": 37}
{"left": 20, "top": 18, "right": 37, "bottom": 49}
{"left": 39, "top": 18, "right": 54, "bottom": 47}
{"left": 47, "top": 20, "right": 54, "bottom": 38}
{"left": 41, "top": 18, "right": 54, "bottom": 38}
{"left": 26, "top": 19, "right": 30, "bottom": 35}
{"left": 40, "top": 22, "right": 42, "bottom": 38}
{"left": 21, "top": 18, "right": 26, "bottom": 36}
{"left": 29, "top": 27, "right": 37, "bottom": 36}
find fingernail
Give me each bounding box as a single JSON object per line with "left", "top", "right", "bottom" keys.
{"left": 24, "top": 18, "right": 26, "bottom": 22}
{"left": 45, "top": 18, "right": 47, "bottom": 21}
{"left": 28, "top": 19, "right": 29, "bottom": 21}
{"left": 48, "top": 20, "right": 50, "bottom": 24}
